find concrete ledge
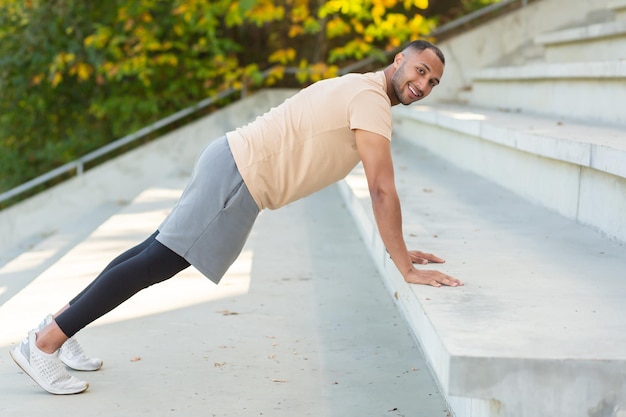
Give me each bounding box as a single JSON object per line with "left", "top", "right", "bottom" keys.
{"left": 469, "top": 61, "right": 626, "bottom": 124}
{"left": 432, "top": 0, "right": 613, "bottom": 102}
{"left": 339, "top": 137, "right": 626, "bottom": 417}
{"left": 474, "top": 60, "right": 626, "bottom": 80}
{"left": 611, "top": 0, "right": 626, "bottom": 20}
{"left": 534, "top": 21, "right": 626, "bottom": 62}
{"left": 535, "top": 20, "right": 626, "bottom": 44}
{"left": 392, "top": 104, "right": 626, "bottom": 243}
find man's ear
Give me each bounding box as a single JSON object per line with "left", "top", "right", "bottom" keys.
{"left": 393, "top": 52, "right": 404, "bottom": 68}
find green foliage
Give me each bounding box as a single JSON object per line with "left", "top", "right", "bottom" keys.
{"left": 0, "top": 0, "right": 497, "bottom": 196}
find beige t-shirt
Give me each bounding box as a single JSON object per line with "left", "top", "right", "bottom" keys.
{"left": 226, "top": 71, "right": 392, "bottom": 210}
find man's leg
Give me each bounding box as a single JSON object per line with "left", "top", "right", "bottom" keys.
{"left": 11, "top": 238, "right": 189, "bottom": 395}
{"left": 44, "top": 231, "right": 161, "bottom": 371}
{"left": 60, "top": 231, "right": 160, "bottom": 310}
{"left": 55, "top": 238, "right": 190, "bottom": 338}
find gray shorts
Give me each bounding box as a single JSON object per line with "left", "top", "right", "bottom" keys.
{"left": 156, "top": 136, "right": 259, "bottom": 283}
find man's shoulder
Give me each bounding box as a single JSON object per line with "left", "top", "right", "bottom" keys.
{"left": 335, "top": 71, "right": 385, "bottom": 90}
{"left": 285, "top": 71, "right": 389, "bottom": 114}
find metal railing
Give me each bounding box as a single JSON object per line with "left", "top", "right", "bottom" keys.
{"left": 0, "top": 0, "right": 529, "bottom": 206}
{"left": 0, "top": 86, "right": 243, "bottom": 204}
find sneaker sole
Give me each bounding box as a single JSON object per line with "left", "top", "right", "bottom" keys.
{"left": 10, "top": 346, "right": 89, "bottom": 395}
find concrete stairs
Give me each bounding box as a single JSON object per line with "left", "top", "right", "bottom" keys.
{"left": 1, "top": 0, "right": 625, "bottom": 416}
{"left": 336, "top": 0, "right": 626, "bottom": 416}
{"left": 1, "top": 90, "right": 454, "bottom": 416}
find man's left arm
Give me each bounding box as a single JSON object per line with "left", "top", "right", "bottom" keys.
{"left": 354, "top": 129, "right": 463, "bottom": 287}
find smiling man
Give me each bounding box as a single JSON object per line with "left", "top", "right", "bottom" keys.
{"left": 11, "top": 39, "right": 463, "bottom": 396}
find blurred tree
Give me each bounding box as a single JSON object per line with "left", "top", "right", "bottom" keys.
{"left": 0, "top": 0, "right": 498, "bottom": 195}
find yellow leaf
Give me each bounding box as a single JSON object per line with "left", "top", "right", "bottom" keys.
{"left": 61, "top": 52, "right": 76, "bottom": 65}
{"left": 171, "top": 4, "right": 187, "bottom": 15}
{"left": 268, "top": 48, "right": 296, "bottom": 65}
{"left": 326, "top": 17, "right": 351, "bottom": 38}
{"left": 288, "top": 25, "right": 304, "bottom": 38}
{"left": 266, "top": 66, "right": 285, "bottom": 86}
{"left": 31, "top": 73, "right": 44, "bottom": 86}
{"left": 78, "top": 63, "right": 91, "bottom": 80}
{"left": 51, "top": 72, "right": 63, "bottom": 88}
{"left": 117, "top": 6, "right": 129, "bottom": 21}
{"left": 291, "top": 3, "right": 309, "bottom": 22}
{"left": 389, "top": 36, "right": 401, "bottom": 48}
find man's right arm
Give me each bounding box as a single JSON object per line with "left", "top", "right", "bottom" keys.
{"left": 354, "top": 128, "right": 463, "bottom": 287}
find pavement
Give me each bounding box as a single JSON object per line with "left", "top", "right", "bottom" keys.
{"left": 0, "top": 175, "right": 450, "bottom": 417}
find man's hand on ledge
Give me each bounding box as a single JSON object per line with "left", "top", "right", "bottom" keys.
{"left": 408, "top": 250, "right": 445, "bottom": 265}
{"left": 406, "top": 250, "right": 464, "bottom": 288}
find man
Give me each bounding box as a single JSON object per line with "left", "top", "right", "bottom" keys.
{"left": 10, "top": 40, "right": 463, "bottom": 395}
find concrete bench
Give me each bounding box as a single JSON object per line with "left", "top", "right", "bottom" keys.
{"left": 534, "top": 20, "right": 626, "bottom": 62}
{"left": 339, "top": 127, "right": 626, "bottom": 417}
{"left": 391, "top": 104, "right": 626, "bottom": 244}
{"left": 469, "top": 61, "right": 626, "bottom": 125}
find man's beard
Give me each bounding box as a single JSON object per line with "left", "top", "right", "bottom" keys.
{"left": 390, "top": 65, "right": 411, "bottom": 105}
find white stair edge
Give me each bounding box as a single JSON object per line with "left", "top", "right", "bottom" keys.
{"left": 473, "top": 60, "right": 626, "bottom": 80}
{"left": 392, "top": 104, "right": 626, "bottom": 244}
{"left": 534, "top": 20, "right": 626, "bottom": 45}
{"left": 394, "top": 104, "right": 626, "bottom": 180}
{"left": 610, "top": 0, "right": 626, "bottom": 11}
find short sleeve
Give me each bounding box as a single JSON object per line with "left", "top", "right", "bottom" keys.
{"left": 348, "top": 89, "right": 393, "bottom": 141}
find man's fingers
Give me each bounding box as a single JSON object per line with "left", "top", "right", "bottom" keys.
{"left": 412, "top": 257, "right": 428, "bottom": 265}
{"left": 427, "top": 279, "right": 442, "bottom": 288}
{"left": 439, "top": 274, "right": 464, "bottom": 287}
{"left": 409, "top": 250, "right": 446, "bottom": 264}
{"left": 407, "top": 270, "right": 464, "bottom": 287}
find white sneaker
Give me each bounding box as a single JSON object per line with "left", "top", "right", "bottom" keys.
{"left": 10, "top": 330, "right": 89, "bottom": 395}
{"left": 59, "top": 337, "right": 103, "bottom": 371}
{"left": 38, "top": 314, "right": 103, "bottom": 371}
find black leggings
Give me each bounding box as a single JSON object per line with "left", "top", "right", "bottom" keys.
{"left": 55, "top": 231, "right": 190, "bottom": 338}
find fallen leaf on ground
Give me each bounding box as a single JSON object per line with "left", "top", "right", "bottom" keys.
{"left": 217, "top": 310, "right": 239, "bottom": 316}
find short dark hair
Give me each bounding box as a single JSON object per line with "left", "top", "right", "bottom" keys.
{"left": 404, "top": 40, "right": 445, "bottom": 65}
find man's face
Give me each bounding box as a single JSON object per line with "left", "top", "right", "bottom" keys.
{"left": 390, "top": 48, "right": 444, "bottom": 106}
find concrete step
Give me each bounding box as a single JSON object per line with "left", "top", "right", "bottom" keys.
{"left": 469, "top": 60, "right": 626, "bottom": 126}
{"left": 611, "top": 0, "right": 626, "bottom": 21}
{"left": 0, "top": 173, "right": 451, "bottom": 416}
{"left": 339, "top": 136, "right": 626, "bottom": 417}
{"left": 534, "top": 20, "right": 626, "bottom": 62}
{"left": 391, "top": 103, "right": 626, "bottom": 244}
{"left": 433, "top": 0, "right": 618, "bottom": 103}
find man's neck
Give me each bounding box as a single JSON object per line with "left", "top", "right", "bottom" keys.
{"left": 383, "top": 65, "right": 399, "bottom": 106}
